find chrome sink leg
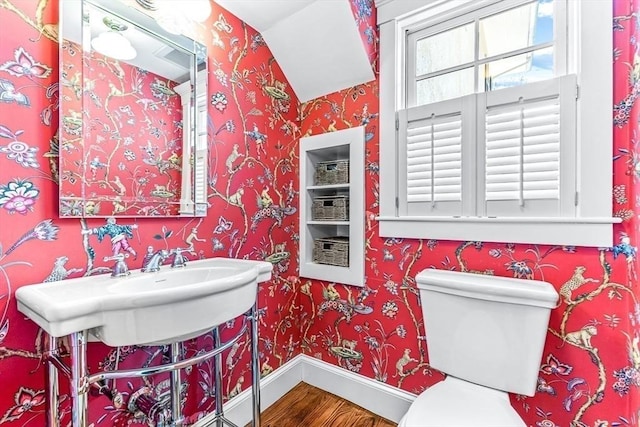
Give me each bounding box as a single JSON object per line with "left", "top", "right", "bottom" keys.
{"left": 45, "top": 335, "right": 59, "bottom": 427}
{"left": 213, "top": 327, "right": 224, "bottom": 427}
{"left": 170, "top": 342, "right": 183, "bottom": 426}
{"left": 250, "top": 302, "right": 261, "bottom": 427}
{"left": 70, "top": 331, "right": 88, "bottom": 427}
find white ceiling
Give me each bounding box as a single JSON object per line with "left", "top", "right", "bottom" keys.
{"left": 213, "top": 0, "right": 316, "bottom": 32}
{"left": 215, "top": 0, "right": 375, "bottom": 102}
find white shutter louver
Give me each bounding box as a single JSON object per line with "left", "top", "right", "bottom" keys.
{"left": 407, "top": 113, "right": 463, "bottom": 203}
{"left": 485, "top": 97, "right": 560, "bottom": 203}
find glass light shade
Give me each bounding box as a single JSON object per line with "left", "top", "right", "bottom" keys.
{"left": 91, "top": 32, "right": 137, "bottom": 60}
{"left": 155, "top": 9, "right": 190, "bottom": 35}
{"left": 183, "top": 0, "right": 212, "bottom": 22}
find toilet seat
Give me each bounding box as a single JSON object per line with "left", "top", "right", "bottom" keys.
{"left": 399, "top": 377, "right": 526, "bottom": 427}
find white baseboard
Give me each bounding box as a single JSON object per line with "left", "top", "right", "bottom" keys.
{"left": 194, "top": 354, "right": 416, "bottom": 427}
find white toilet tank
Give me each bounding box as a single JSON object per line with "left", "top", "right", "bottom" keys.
{"left": 416, "top": 269, "right": 558, "bottom": 397}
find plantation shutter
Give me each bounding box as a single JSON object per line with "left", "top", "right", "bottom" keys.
{"left": 480, "top": 75, "right": 577, "bottom": 217}
{"left": 399, "top": 96, "right": 473, "bottom": 216}
{"left": 193, "top": 70, "right": 208, "bottom": 215}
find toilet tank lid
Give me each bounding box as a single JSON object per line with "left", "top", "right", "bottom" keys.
{"left": 415, "top": 269, "right": 559, "bottom": 308}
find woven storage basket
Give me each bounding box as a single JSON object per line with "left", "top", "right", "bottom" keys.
{"left": 313, "top": 237, "right": 349, "bottom": 267}
{"left": 312, "top": 195, "right": 349, "bottom": 220}
{"left": 314, "top": 159, "right": 349, "bottom": 185}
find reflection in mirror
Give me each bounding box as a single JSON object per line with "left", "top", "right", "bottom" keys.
{"left": 59, "top": 0, "right": 208, "bottom": 217}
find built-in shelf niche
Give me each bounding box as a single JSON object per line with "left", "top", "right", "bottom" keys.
{"left": 299, "top": 126, "right": 365, "bottom": 287}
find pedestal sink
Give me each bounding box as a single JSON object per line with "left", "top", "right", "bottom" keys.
{"left": 16, "top": 257, "right": 271, "bottom": 427}
{"left": 16, "top": 257, "right": 271, "bottom": 346}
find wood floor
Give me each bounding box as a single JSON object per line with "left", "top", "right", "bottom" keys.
{"left": 251, "top": 382, "right": 396, "bottom": 427}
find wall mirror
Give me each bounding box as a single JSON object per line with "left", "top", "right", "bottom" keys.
{"left": 59, "top": 0, "right": 208, "bottom": 217}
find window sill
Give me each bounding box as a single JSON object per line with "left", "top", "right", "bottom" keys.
{"left": 376, "top": 216, "right": 622, "bottom": 247}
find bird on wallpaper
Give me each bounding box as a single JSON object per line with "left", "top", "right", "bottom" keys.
{"left": 43, "top": 256, "right": 82, "bottom": 282}
{"left": 613, "top": 232, "right": 637, "bottom": 261}
{"left": 612, "top": 232, "right": 638, "bottom": 282}
{"left": 0, "top": 78, "right": 29, "bottom": 106}
{"left": 327, "top": 120, "right": 338, "bottom": 132}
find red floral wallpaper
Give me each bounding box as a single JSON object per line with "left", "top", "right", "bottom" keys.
{"left": 59, "top": 40, "right": 184, "bottom": 217}
{"left": 0, "top": 0, "right": 639, "bottom": 426}
{"left": 0, "top": 0, "right": 299, "bottom": 425}
{"left": 297, "top": 1, "right": 640, "bottom": 427}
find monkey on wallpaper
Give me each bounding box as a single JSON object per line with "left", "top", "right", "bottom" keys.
{"left": 558, "top": 324, "right": 598, "bottom": 349}
{"left": 225, "top": 144, "right": 243, "bottom": 173}
{"left": 393, "top": 349, "right": 418, "bottom": 378}
{"left": 185, "top": 227, "right": 206, "bottom": 251}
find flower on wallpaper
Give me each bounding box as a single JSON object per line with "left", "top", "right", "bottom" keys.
{"left": 613, "top": 366, "right": 640, "bottom": 395}
{"left": 211, "top": 91, "right": 228, "bottom": 112}
{"left": 3, "top": 219, "right": 59, "bottom": 257}
{"left": 214, "top": 68, "right": 228, "bottom": 87}
{"left": 540, "top": 354, "right": 573, "bottom": 376}
{"left": 381, "top": 301, "right": 398, "bottom": 318}
{"left": 0, "top": 179, "right": 39, "bottom": 214}
{"left": 0, "top": 387, "right": 45, "bottom": 423}
{"left": 505, "top": 260, "right": 534, "bottom": 279}
{"left": 384, "top": 279, "right": 398, "bottom": 295}
{"left": 0, "top": 47, "right": 52, "bottom": 79}
{"left": 0, "top": 125, "right": 39, "bottom": 168}
{"left": 59, "top": 198, "right": 85, "bottom": 217}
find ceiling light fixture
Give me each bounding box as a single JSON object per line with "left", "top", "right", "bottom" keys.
{"left": 154, "top": 0, "right": 212, "bottom": 35}
{"left": 91, "top": 31, "right": 137, "bottom": 60}
{"left": 91, "top": 16, "right": 137, "bottom": 61}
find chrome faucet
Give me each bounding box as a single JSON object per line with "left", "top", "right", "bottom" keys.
{"left": 104, "top": 253, "right": 130, "bottom": 277}
{"left": 170, "top": 248, "right": 188, "bottom": 268}
{"left": 141, "top": 249, "right": 169, "bottom": 273}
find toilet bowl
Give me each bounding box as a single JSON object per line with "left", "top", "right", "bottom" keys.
{"left": 398, "top": 377, "right": 525, "bottom": 427}
{"left": 399, "top": 269, "right": 558, "bottom": 427}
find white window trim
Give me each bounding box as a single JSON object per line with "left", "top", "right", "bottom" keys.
{"left": 376, "top": 0, "right": 619, "bottom": 247}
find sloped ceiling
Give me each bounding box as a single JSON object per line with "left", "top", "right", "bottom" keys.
{"left": 215, "top": 0, "right": 375, "bottom": 103}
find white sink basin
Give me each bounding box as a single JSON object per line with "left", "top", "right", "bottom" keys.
{"left": 16, "top": 258, "right": 272, "bottom": 346}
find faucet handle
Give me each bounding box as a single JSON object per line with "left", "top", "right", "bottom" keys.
{"left": 103, "top": 253, "right": 130, "bottom": 277}
{"left": 170, "top": 247, "right": 188, "bottom": 268}
{"left": 103, "top": 253, "right": 129, "bottom": 262}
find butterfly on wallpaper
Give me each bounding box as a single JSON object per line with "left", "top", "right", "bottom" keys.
{"left": 0, "top": 47, "right": 52, "bottom": 79}
{"left": 213, "top": 14, "right": 233, "bottom": 33}
{"left": 0, "top": 79, "right": 29, "bottom": 106}
{"left": 536, "top": 377, "right": 556, "bottom": 396}
{"left": 213, "top": 216, "right": 233, "bottom": 234}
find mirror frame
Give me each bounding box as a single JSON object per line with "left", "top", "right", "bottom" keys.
{"left": 58, "top": 0, "right": 208, "bottom": 217}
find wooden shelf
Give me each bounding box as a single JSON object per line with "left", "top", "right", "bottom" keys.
{"left": 299, "top": 127, "right": 365, "bottom": 287}
{"left": 307, "top": 221, "right": 350, "bottom": 226}
{"left": 306, "top": 183, "right": 350, "bottom": 191}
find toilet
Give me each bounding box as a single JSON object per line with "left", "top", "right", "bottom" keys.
{"left": 399, "top": 269, "right": 559, "bottom": 427}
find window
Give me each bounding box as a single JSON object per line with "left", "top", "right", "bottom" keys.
{"left": 376, "top": 0, "right": 617, "bottom": 247}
